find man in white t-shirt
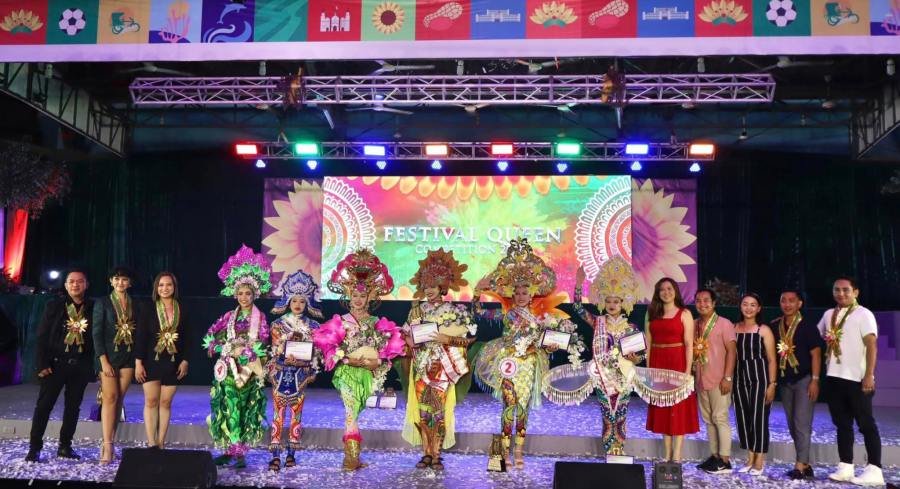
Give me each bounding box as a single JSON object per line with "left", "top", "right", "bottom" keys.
{"left": 817, "top": 277, "right": 882, "bottom": 486}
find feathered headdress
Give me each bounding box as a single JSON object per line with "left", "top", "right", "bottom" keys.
{"left": 217, "top": 244, "right": 272, "bottom": 299}
{"left": 484, "top": 239, "right": 556, "bottom": 298}
{"left": 589, "top": 255, "right": 638, "bottom": 314}
{"left": 409, "top": 248, "right": 468, "bottom": 299}
{"left": 327, "top": 248, "right": 394, "bottom": 309}
{"left": 272, "top": 269, "right": 323, "bottom": 318}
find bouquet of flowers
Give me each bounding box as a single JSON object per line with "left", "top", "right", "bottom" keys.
{"left": 510, "top": 312, "right": 585, "bottom": 367}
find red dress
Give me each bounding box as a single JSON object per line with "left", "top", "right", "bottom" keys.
{"left": 645, "top": 309, "right": 699, "bottom": 435}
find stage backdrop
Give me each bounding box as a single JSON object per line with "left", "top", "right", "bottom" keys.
{"left": 262, "top": 175, "right": 697, "bottom": 303}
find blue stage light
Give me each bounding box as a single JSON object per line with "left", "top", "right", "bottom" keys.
{"left": 630, "top": 161, "right": 642, "bottom": 172}
{"left": 690, "top": 162, "right": 701, "bottom": 173}
{"left": 306, "top": 160, "right": 318, "bottom": 170}
{"left": 556, "top": 162, "right": 568, "bottom": 173}
{"left": 625, "top": 143, "right": 649, "bottom": 155}
{"left": 497, "top": 161, "right": 509, "bottom": 172}
{"left": 431, "top": 160, "right": 442, "bottom": 170}
{"left": 255, "top": 159, "right": 266, "bottom": 169}
{"left": 375, "top": 160, "right": 387, "bottom": 170}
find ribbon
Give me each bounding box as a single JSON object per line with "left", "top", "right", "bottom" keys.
{"left": 692, "top": 313, "right": 717, "bottom": 366}
{"left": 63, "top": 302, "right": 88, "bottom": 352}
{"left": 777, "top": 314, "right": 801, "bottom": 374}
{"left": 826, "top": 303, "right": 856, "bottom": 364}
{"left": 110, "top": 293, "right": 134, "bottom": 352}
{"left": 154, "top": 300, "right": 180, "bottom": 361}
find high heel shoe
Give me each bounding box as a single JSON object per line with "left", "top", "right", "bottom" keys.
{"left": 99, "top": 442, "right": 114, "bottom": 464}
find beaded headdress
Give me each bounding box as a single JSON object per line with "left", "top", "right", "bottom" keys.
{"left": 271, "top": 269, "right": 323, "bottom": 318}
{"left": 409, "top": 248, "right": 468, "bottom": 299}
{"left": 327, "top": 248, "right": 394, "bottom": 309}
{"left": 217, "top": 244, "right": 272, "bottom": 299}
{"left": 589, "top": 255, "right": 638, "bottom": 314}
{"left": 485, "top": 239, "right": 556, "bottom": 298}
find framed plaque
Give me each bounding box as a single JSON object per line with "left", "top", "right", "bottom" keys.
{"left": 411, "top": 322, "right": 438, "bottom": 344}
{"left": 285, "top": 341, "right": 313, "bottom": 361}
{"left": 541, "top": 330, "right": 572, "bottom": 350}
{"left": 619, "top": 332, "right": 646, "bottom": 356}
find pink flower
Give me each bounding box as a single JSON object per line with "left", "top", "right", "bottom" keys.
{"left": 375, "top": 317, "right": 404, "bottom": 360}
{"left": 312, "top": 315, "right": 346, "bottom": 370}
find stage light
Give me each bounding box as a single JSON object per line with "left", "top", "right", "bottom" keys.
{"left": 689, "top": 143, "right": 715, "bottom": 156}
{"left": 255, "top": 159, "right": 266, "bottom": 169}
{"left": 294, "top": 142, "right": 320, "bottom": 156}
{"left": 425, "top": 144, "right": 448, "bottom": 156}
{"left": 306, "top": 160, "right": 318, "bottom": 170}
{"left": 689, "top": 162, "right": 701, "bottom": 173}
{"left": 555, "top": 142, "right": 581, "bottom": 156}
{"left": 431, "top": 160, "right": 442, "bottom": 170}
{"left": 625, "top": 143, "right": 649, "bottom": 155}
{"left": 48, "top": 270, "right": 60, "bottom": 280}
{"left": 630, "top": 161, "right": 642, "bottom": 172}
{"left": 497, "top": 161, "right": 509, "bottom": 172}
{"left": 491, "top": 143, "right": 514, "bottom": 156}
{"left": 363, "top": 145, "right": 386, "bottom": 156}
{"left": 556, "top": 162, "right": 568, "bottom": 173}
{"left": 235, "top": 143, "right": 258, "bottom": 156}
{"left": 375, "top": 160, "right": 387, "bottom": 170}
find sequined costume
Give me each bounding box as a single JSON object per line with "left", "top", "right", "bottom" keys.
{"left": 202, "top": 245, "right": 272, "bottom": 467}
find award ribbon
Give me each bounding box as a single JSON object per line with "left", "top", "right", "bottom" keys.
{"left": 110, "top": 293, "right": 135, "bottom": 352}
{"left": 777, "top": 314, "right": 802, "bottom": 375}
{"left": 64, "top": 302, "right": 88, "bottom": 352}
{"left": 826, "top": 302, "right": 856, "bottom": 365}
{"left": 693, "top": 313, "right": 718, "bottom": 366}
{"left": 154, "top": 299, "right": 180, "bottom": 361}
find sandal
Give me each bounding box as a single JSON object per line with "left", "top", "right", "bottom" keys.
{"left": 268, "top": 457, "right": 281, "bottom": 472}
{"left": 431, "top": 457, "right": 445, "bottom": 471}
{"left": 99, "top": 442, "right": 114, "bottom": 465}
{"left": 514, "top": 447, "right": 524, "bottom": 469}
{"left": 415, "top": 455, "right": 433, "bottom": 469}
{"left": 285, "top": 454, "right": 296, "bottom": 468}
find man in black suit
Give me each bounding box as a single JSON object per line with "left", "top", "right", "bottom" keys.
{"left": 25, "top": 269, "right": 95, "bottom": 462}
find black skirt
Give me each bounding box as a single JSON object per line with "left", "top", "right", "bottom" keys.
{"left": 144, "top": 354, "right": 182, "bottom": 386}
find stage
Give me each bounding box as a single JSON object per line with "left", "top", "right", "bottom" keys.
{"left": 0, "top": 384, "right": 897, "bottom": 487}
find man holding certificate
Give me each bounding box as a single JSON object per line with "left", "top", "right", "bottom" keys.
{"left": 401, "top": 248, "right": 477, "bottom": 472}
{"left": 266, "top": 270, "right": 325, "bottom": 472}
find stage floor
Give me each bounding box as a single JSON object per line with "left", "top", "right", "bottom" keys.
{"left": 1, "top": 383, "right": 899, "bottom": 486}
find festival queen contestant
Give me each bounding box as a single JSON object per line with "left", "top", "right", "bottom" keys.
{"left": 266, "top": 270, "right": 325, "bottom": 472}
{"left": 544, "top": 256, "right": 644, "bottom": 457}
{"left": 312, "top": 249, "right": 405, "bottom": 471}
{"left": 92, "top": 266, "right": 141, "bottom": 464}
{"left": 473, "top": 239, "right": 584, "bottom": 470}
{"left": 202, "top": 245, "right": 272, "bottom": 469}
{"left": 400, "top": 248, "right": 477, "bottom": 471}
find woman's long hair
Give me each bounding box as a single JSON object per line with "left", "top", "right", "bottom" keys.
{"left": 648, "top": 277, "right": 685, "bottom": 321}
{"left": 738, "top": 292, "right": 762, "bottom": 325}
{"left": 151, "top": 271, "right": 179, "bottom": 302}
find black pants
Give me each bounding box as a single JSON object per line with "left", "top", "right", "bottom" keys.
{"left": 826, "top": 376, "right": 881, "bottom": 467}
{"left": 29, "top": 358, "right": 92, "bottom": 451}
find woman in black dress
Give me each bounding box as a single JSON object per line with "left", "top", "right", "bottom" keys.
{"left": 135, "top": 272, "right": 190, "bottom": 448}
{"left": 92, "top": 266, "right": 140, "bottom": 463}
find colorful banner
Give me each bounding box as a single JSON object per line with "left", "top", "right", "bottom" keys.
{"left": 0, "top": 0, "right": 896, "bottom": 56}
{"left": 262, "top": 175, "right": 698, "bottom": 303}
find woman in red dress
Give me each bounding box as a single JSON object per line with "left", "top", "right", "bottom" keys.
{"left": 645, "top": 277, "right": 699, "bottom": 462}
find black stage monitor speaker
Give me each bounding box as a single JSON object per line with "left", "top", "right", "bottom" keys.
{"left": 553, "top": 461, "right": 646, "bottom": 489}
{"left": 112, "top": 448, "right": 216, "bottom": 489}
{"left": 652, "top": 461, "right": 684, "bottom": 489}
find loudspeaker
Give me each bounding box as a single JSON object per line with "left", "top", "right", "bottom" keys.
{"left": 652, "top": 461, "right": 683, "bottom": 489}
{"left": 113, "top": 448, "right": 216, "bottom": 489}
{"left": 552, "top": 461, "right": 646, "bottom": 489}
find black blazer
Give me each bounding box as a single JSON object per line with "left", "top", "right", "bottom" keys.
{"left": 35, "top": 296, "right": 95, "bottom": 371}
{"left": 92, "top": 295, "right": 141, "bottom": 367}
{"left": 135, "top": 301, "right": 190, "bottom": 365}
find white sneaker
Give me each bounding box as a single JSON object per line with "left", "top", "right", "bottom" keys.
{"left": 850, "top": 464, "right": 885, "bottom": 487}
{"left": 736, "top": 465, "right": 752, "bottom": 473}
{"left": 828, "top": 462, "right": 856, "bottom": 482}
{"left": 748, "top": 467, "right": 765, "bottom": 477}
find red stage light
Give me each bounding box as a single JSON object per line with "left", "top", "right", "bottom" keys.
{"left": 235, "top": 143, "right": 258, "bottom": 156}
{"left": 425, "top": 144, "right": 448, "bottom": 156}
{"left": 491, "top": 143, "right": 514, "bottom": 155}
{"left": 689, "top": 143, "right": 715, "bottom": 156}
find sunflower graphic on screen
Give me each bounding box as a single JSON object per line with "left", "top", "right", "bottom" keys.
{"left": 372, "top": 1, "right": 405, "bottom": 34}
{"left": 530, "top": 1, "right": 578, "bottom": 27}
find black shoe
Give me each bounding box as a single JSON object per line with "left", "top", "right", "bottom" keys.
{"left": 697, "top": 455, "right": 717, "bottom": 471}
{"left": 57, "top": 445, "right": 80, "bottom": 460}
{"left": 24, "top": 449, "right": 40, "bottom": 463}
{"left": 802, "top": 465, "right": 815, "bottom": 480}
{"left": 705, "top": 458, "right": 732, "bottom": 474}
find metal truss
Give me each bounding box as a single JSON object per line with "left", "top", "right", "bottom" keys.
{"left": 130, "top": 73, "right": 775, "bottom": 108}
{"left": 1, "top": 63, "right": 128, "bottom": 156}
{"left": 852, "top": 80, "right": 900, "bottom": 159}
{"left": 240, "top": 141, "right": 714, "bottom": 161}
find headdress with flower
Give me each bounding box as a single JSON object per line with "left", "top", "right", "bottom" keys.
{"left": 217, "top": 244, "right": 272, "bottom": 299}
{"left": 589, "top": 255, "right": 638, "bottom": 314}
{"left": 409, "top": 247, "right": 468, "bottom": 299}
{"left": 485, "top": 238, "right": 556, "bottom": 298}
{"left": 271, "top": 269, "right": 323, "bottom": 318}
{"left": 327, "top": 248, "right": 394, "bottom": 310}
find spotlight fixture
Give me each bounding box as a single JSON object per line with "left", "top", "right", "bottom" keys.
{"left": 688, "top": 143, "right": 715, "bottom": 156}
{"left": 294, "top": 142, "right": 320, "bottom": 156}
{"left": 556, "top": 162, "right": 568, "bottom": 173}
{"left": 625, "top": 143, "right": 649, "bottom": 155}
{"left": 425, "top": 144, "right": 448, "bottom": 156}
{"left": 363, "top": 145, "right": 386, "bottom": 156}
{"left": 555, "top": 142, "right": 581, "bottom": 156}
{"left": 235, "top": 143, "right": 258, "bottom": 156}
{"left": 630, "top": 161, "right": 642, "bottom": 172}
{"left": 306, "top": 160, "right": 318, "bottom": 170}
{"left": 491, "top": 143, "right": 514, "bottom": 156}
{"left": 431, "top": 160, "right": 442, "bottom": 170}
{"left": 375, "top": 160, "right": 387, "bottom": 170}
{"left": 255, "top": 159, "right": 266, "bottom": 168}
{"left": 689, "top": 162, "right": 701, "bottom": 173}
{"left": 497, "top": 161, "right": 509, "bottom": 172}
{"left": 48, "top": 270, "right": 60, "bottom": 280}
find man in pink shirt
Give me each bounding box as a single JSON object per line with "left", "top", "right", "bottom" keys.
{"left": 693, "top": 288, "right": 737, "bottom": 474}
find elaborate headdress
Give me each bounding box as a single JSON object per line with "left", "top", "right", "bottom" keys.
{"left": 327, "top": 248, "right": 394, "bottom": 309}
{"left": 485, "top": 239, "right": 556, "bottom": 298}
{"left": 217, "top": 244, "right": 272, "bottom": 299}
{"left": 409, "top": 248, "right": 468, "bottom": 299}
{"left": 589, "top": 255, "right": 638, "bottom": 314}
{"left": 271, "top": 269, "right": 324, "bottom": 318}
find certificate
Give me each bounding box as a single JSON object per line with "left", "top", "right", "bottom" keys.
{"left": 285, "top": 341, "right": 313, "bottom": 361}
{"left": 619, "top": 332, "right": 646, "bottom": 355}
{"left": 541, "top": 330, "right": 571, "bottom": 350}
{"left": 411, "top": 322, "right": 438, "bottom": 344}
